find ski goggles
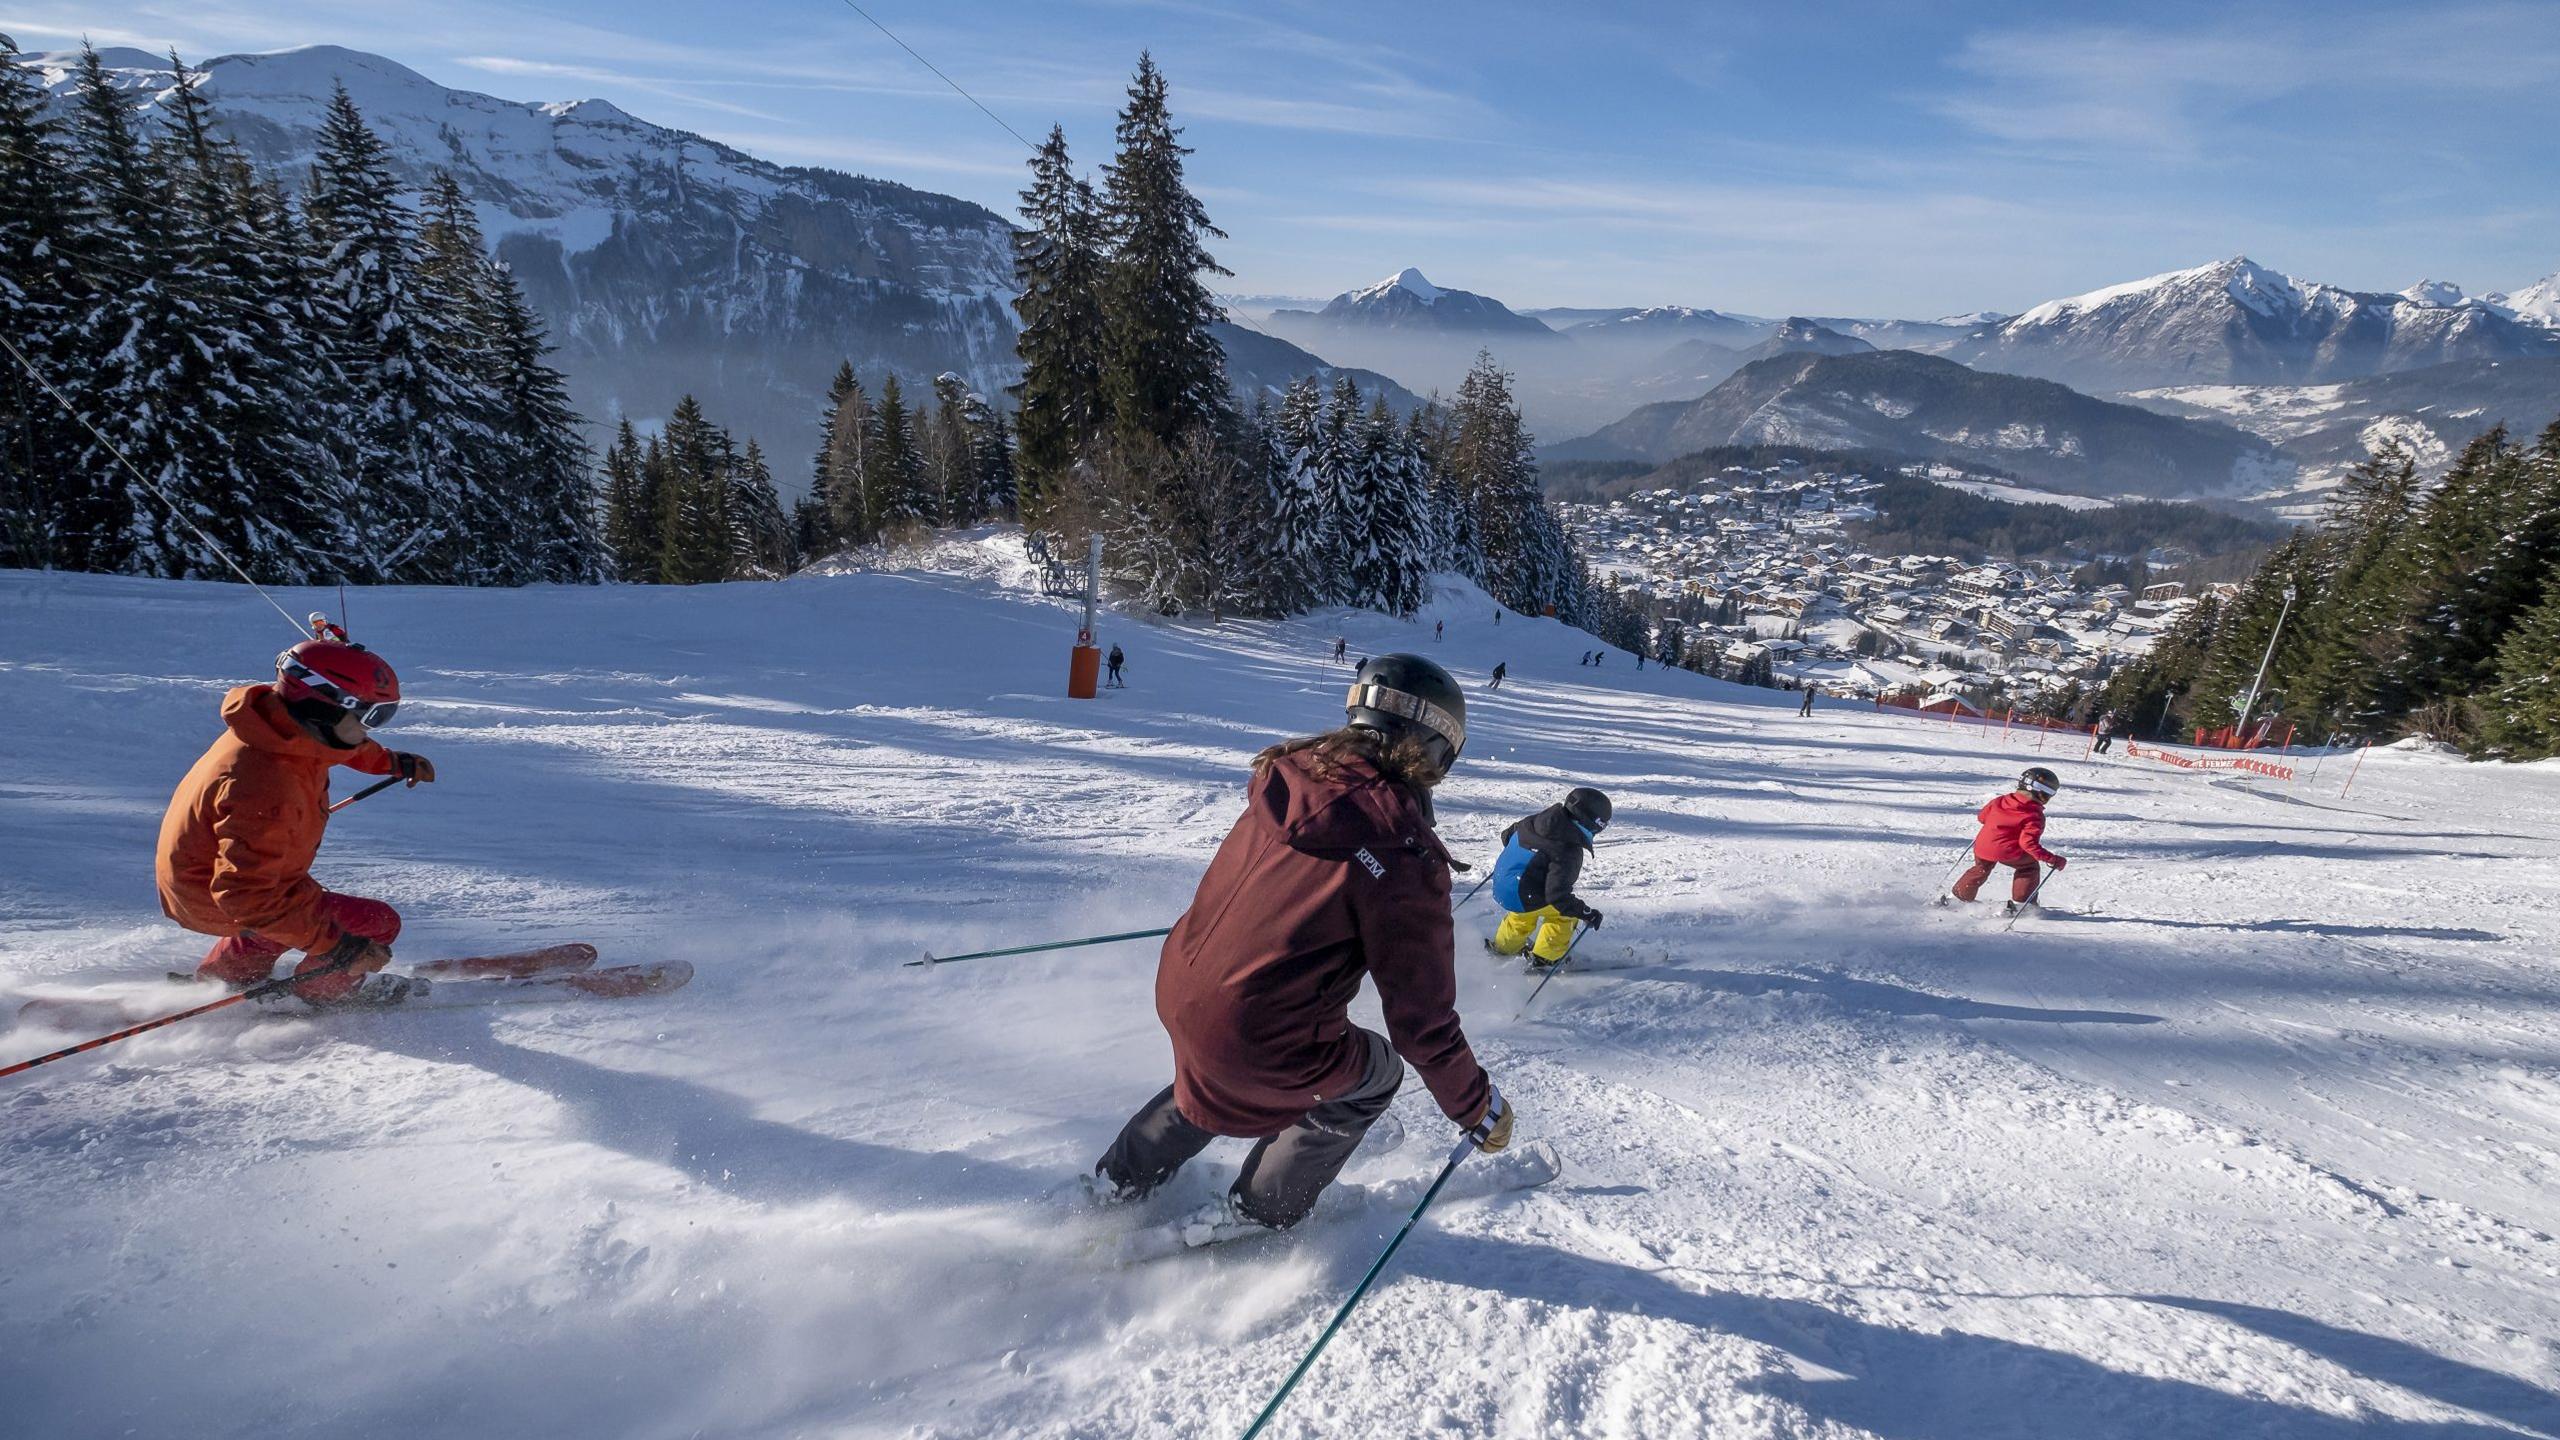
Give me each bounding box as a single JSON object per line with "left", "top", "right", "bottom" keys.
{"left": 2021, "top": 775, "right": 2060, "bottom": 798}
{"left": 1346, "top": 680, "right": 1466, "bottom": 757}
{"left": 280, "top": 655, "right": 401, "bottom": 728}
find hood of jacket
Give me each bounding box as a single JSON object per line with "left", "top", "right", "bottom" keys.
{"left": 222, "top": 684, "right": 343, "bottom": 760}
{"left": 1244, "top": 747, "right": 1443, "bottom": 861}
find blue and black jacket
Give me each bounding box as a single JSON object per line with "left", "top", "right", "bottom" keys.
{"left": 1490, "top": 804, "right": 1596, "bottom": 919}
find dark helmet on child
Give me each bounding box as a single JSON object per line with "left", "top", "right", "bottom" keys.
{"left": 1564, "top": 786, "right": 1613, "bottom": 833}
{"left": 1346, "top": 654, "right": 1467, "bottom": 770}
{"left": 2019, "top": 766, "right": 2061, "bottom": 799}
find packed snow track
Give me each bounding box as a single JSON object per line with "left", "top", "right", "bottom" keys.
{"left": 3, "top": 541, "right": 2557, "bottom": 1439}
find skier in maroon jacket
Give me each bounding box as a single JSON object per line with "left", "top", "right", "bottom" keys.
{"left": 1095, "top": 654, "right": 1513, "bottom": 1230}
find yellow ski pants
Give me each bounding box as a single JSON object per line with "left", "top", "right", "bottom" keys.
{"left": 1492, "top": 905, "right": 1579, "bottom": 964}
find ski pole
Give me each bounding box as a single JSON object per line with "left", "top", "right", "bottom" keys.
{"left": 908, "top": 927, "right": 1173, "bottom": 967}
{"left": 1238, "top": 1124, "right": 1488, "bottom": 1440}
{"left": 1, "top": 949, "right": 369, "bottom": 1082}
{"left": 2003, "top": 866, "right": 2061, "bottom": 931}
{"left": 1452, "top": 870, "right": 1492, "bottom": 913}
{"left": 329, "top": 776, "right": 402, "bottom": 814}
{"left": 914, "top": 878, "right": 1497, "bottom": 969}
{"left": 1513, "top": 925, "right": 1591, "bottom": 1018}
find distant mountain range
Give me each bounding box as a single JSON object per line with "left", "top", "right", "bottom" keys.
{"left": 2127, "top": 355, "right": 2560, "bottom": 504}
{"left": 1549, "top": 349, "right": 2292, "bottom": 501}
{"left": 1945, "top": 256, "right": 2560, "bottom": 394}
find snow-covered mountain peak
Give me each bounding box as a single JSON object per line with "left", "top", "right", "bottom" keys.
{"left": 1933, "top": 310, "right": 2013, "bottom": 328}
{"left": 1353, "top": 267, "right": 1444, "bottom": 304}
{"left": 2400, "top": 279, "right": 2471, "bottom": 308}
{"left": 2496, "top": 271, "right": 2560, "bottom": 327}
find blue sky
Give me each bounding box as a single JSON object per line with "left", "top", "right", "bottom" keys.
{"left": 22, "top": 0, "right": 2559, "bottom": 316}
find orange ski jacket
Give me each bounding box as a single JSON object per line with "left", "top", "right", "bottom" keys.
{"left": 156, "top": 684, "right": 394, "bottom": 953}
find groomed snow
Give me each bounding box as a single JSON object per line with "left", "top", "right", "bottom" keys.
{"left": 4, "top": 541, "right": 2558, "bottom": 1438}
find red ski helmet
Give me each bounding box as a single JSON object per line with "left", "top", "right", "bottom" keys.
{"left": 276, "top": 639, "right": 401, "bottom": 728}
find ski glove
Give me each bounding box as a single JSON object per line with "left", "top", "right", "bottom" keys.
{"left": 1469, "top": 1088, "right": 1515, "bottom": 1154}
{"left": 1582, "top": 909, "right": 1605, "bottom": 931}
{"left": 2049, "top": 856, "right": 2068, "bottom": 871}
{"left": 391, "top": 752, "right": 436, "bottom": 786}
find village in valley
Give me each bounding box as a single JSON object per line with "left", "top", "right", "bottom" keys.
{"left": 1559, "top": 461, "right": 2230, "bottom": 719}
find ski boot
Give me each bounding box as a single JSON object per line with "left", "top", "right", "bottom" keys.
{"left": 2002, "top": 900, "right": 2038, "bottom": 919}
{"left": 302, "top": 971, "right": 425, "bottom": 1008}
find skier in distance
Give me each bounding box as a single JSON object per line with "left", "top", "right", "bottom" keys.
{"left": 1107, "top": 643, "right": 1126, "bottom": 688}
{"left": 1947, "top": 767, "right": 2068, "bottom": 915}
{"left": 1488, "top": 661, "right": 1508, "bottom": 690}
{"left": 1487, "top": 788, "right": 1610, "bottom": 967}
{"left": 1093, "top": 654, "right": 1511, "bottom": 1230}
{"left": 156, "top": 639, "right": 436, "bottom": 1004}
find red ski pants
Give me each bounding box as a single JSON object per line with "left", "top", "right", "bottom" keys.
{"left": 1954, "top": 858, "right": 2042, "bottom": 903}
{"left": 197, "top": 893, "right": 402, "bottom": 1002}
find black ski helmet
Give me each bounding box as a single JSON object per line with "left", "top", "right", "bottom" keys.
{"left": 2019, "top": 766, "right": 2061, "bottom": 798}
{"left": 1346, "top": 653, "right": 1467, "bottom": 768}
{"left": 1564, "top": 786, "right": 1613, "bottom": 833}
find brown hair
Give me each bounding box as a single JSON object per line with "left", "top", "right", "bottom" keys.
{"left": 1255, "top": 725, "right": 1448, "bottom": 792}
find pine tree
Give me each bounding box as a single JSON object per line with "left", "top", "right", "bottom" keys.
{"left": 412, "top": 170, "right": 515, "bottom": 580}
{"left": 727, "top": 437, "right": 790, "bottom": 576}
{"left": 1319, "top": 376, "right": 1372, "bottom": 605}
{"left": 656, "top": 396, "right": 730, "bottom": 585}
{"left": 305, "top": 87, "right": 460, "bottom": 581}
{"left": 2287, "top": 442, "right": 2420, "bottom": 735}
{"left": 0, "top": 40, "right": 86, "bottom": 570}
{"left": 600, "top": 419, "right": 656, "bottom": 581}
{"left": 1097, "top": 54, "right": 1231, "bottom": 445}
{"left": 479, "top": 252, "right": 599, "bottom": 582}
{"left": 1264, "top": 377, "right": 1330, "bottom": 612}
{"left": 2189, "top": 532, "right": 2318, "bottom": 731}
{"left": 871, "top": 375, "right": 930, "bottom": 536}
{"left": 1010, "top": 127, "right": 1105, "bottom": 525}
{"left": 964, "top": 392, "right": 1017, "bottom": 521}
{"left": 816, "top": 367, "right": 878, "bottom": 548}
{"left": 1360, "top": 395, "right": 1430, "bottom": 615}
{"left": 56, "top": 44, "right": 169, "bottom": 576}
{"left": 925, "top": 372, "right": 974, "bottom": 525}
{"left": 805, "top": 360, "right": 856, "bottom": 555}
{"left": 2477, "top": 559, "right": 2560, "bottom": 758}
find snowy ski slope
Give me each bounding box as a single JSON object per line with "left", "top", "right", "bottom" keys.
{"left": 3, "top": 538, "right": 2557, "bottom": 1439}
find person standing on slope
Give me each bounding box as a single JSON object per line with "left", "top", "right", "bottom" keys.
{"left": 2091, "top": 709, "right": 2116, "bottom": 754}
{"left": 1094, "top": 655, "right": 1512, "bottom": 1230}
{"left": 1799, "top": 687, "right": 1817, "bottom": 717}
{"left": 1488, "top": 661, "right": 1508, "bottom": 690}
{"left": 157, "top": 639, "right": 435, "bottom": 1005}
{"left": 1947, "top": 767, "right": 2067, "bottom": 915}
{"left": 1332, "top": 636, "right": 1348, "bottom": 663}
{"left": 1487, "top": 788, "right": 1610, "bottom": 967}
{"left": 1106, "top": 644, "right": 1126, "bottom": 688}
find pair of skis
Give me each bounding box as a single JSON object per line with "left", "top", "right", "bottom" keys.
{"left": 6, "top": 944, "right": 690, "bottom": 1079}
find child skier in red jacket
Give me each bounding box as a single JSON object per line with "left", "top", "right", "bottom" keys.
{"left": 1947, "top": 767, "right": 2067, "bottom": 913}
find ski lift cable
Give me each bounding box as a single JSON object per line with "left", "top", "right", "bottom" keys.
{"left": 0, "top": 324, "right": 309, "bottom": 636}
{"left": 829, "top": 0, "right": 1041, "bottom": 154}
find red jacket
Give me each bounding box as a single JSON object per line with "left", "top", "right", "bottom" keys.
{"left": 1973, "top": 792, "right": 2062, "bottom": 866}
{"left": 1154, "top": 746, "right": 1491, "bottom": 1137}
{"left": 157, "top": 685, "right": 395, "bottom": 952}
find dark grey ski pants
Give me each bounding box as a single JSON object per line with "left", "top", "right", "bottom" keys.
{"left": 1097, "top": 1027, "right": 1402, "bottom": 1230}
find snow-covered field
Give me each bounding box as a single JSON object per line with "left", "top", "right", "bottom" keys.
{"left": 5, "top": 540, "right": 2558, "bottom": 1439}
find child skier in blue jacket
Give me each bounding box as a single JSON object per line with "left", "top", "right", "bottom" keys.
{"left": 1487, "top": 788, "right": 1611, "bottom": 965}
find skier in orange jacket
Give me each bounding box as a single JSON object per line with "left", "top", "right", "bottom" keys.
{"left": 156, "top": 639, "right": 434, "bottom": 1004}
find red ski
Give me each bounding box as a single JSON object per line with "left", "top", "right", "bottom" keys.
{"left": 13, "top": 943, "right": 604, "bottom": 1034}
{"left": 401, "top": 960, "right": 692, "bottom": 1008}
{"left": 410, "top": 943, "right": 599, "bottom": 979}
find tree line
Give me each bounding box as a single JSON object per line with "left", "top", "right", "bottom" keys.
{"left": 1006, "top": 54, "right": 1633, "bottom": 635}
{"left": 0, "top": 44, "right": 599, "bottom": 584}
{"left": 2093, "top": 422, "right": 2560, "bottom": 758}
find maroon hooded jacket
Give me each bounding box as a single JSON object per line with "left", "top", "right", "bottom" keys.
{"left": 1154, "top": 746, "right": 1491, "bottom": 1137}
